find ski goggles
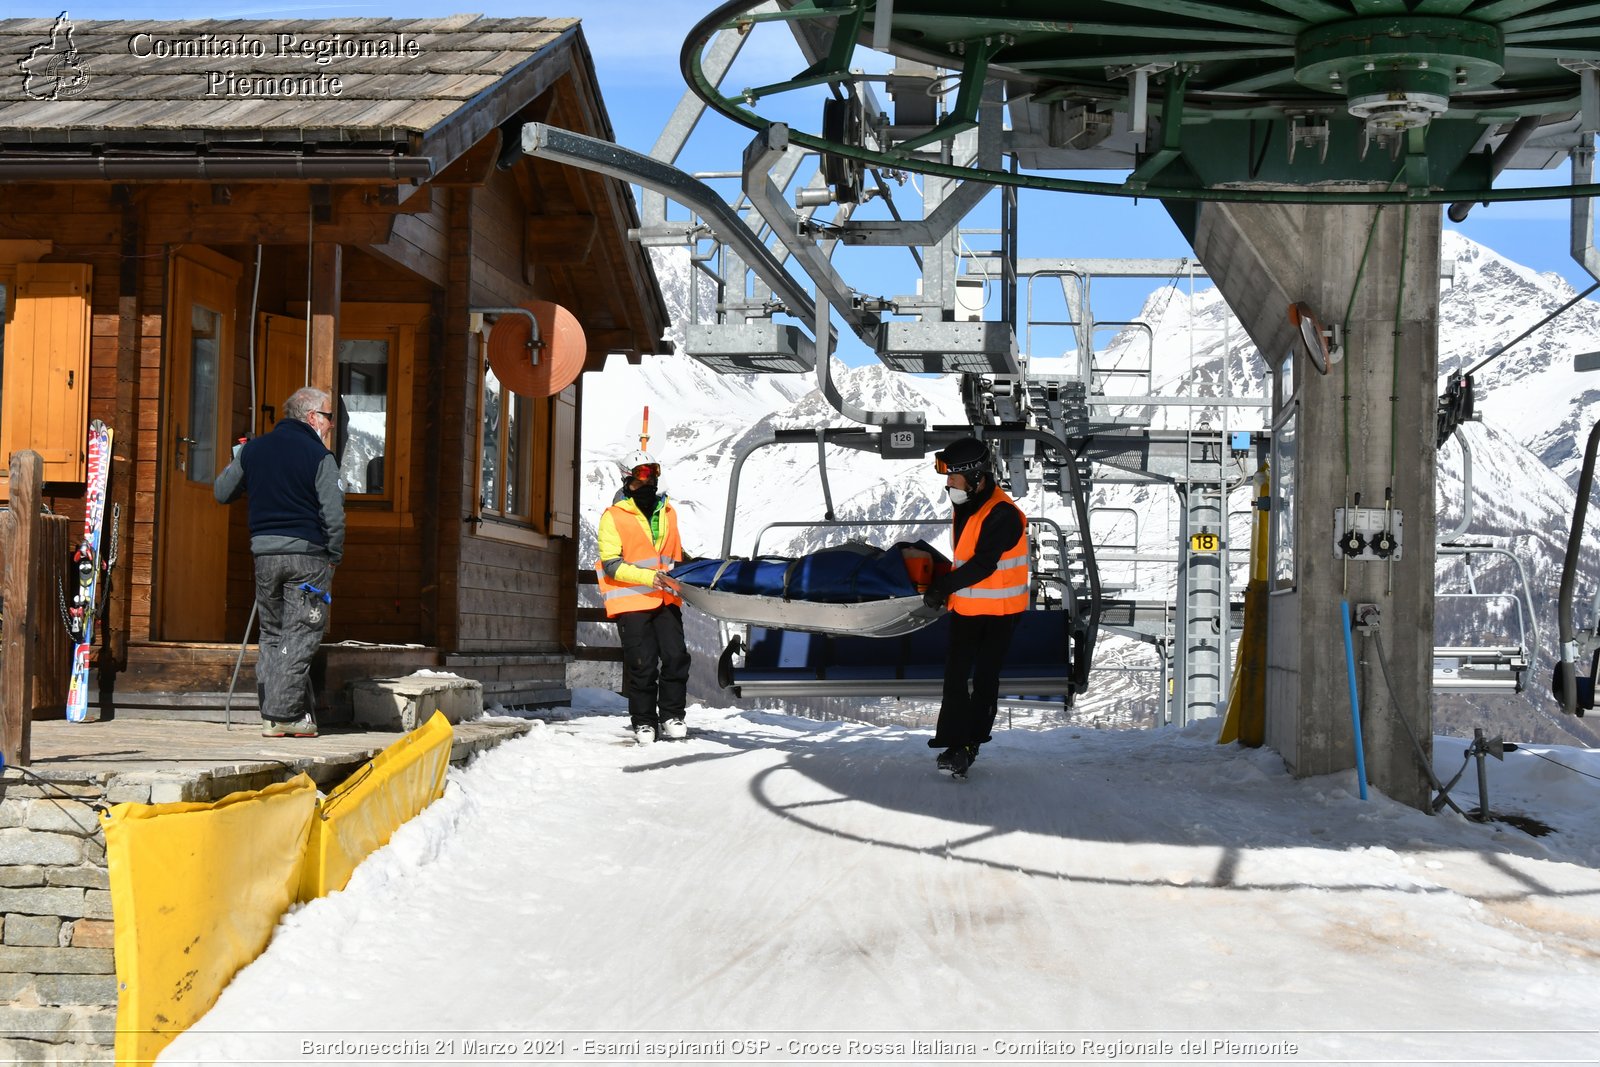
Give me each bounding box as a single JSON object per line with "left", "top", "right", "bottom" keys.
{"left": 630, "top": 463, "right": 661, "bottom": 481}
{"left": 934, "top": 456, "right": 985, "bottom": 475}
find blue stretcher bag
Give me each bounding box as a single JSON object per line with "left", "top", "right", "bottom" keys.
{"left": 671, "top": 541, "right": 945, "bottom": 603}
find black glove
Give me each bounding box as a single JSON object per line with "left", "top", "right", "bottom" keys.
{"left": 922, "top": 587, "right": 948, "bottom": 610}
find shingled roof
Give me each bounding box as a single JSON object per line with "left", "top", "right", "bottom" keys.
{"left": 0, "top": 14, "right": 581, "bottom": 161}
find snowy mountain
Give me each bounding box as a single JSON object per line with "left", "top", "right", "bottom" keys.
{"left": 580, "top": 240, "right": 1600, "bottom": 746}
{"left": 1438, "top": 230, "right": 1600, "bottom": 489}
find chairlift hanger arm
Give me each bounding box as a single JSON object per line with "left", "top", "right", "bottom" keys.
{"left": 519, "top": 122, "right": 837, "bottom": 349}
{"left": 1438, "top": 429, "right": 1475, "bottom": 542}
{"left": 1557, "top": 418, "right": 1600, "bottom": 716}
{"left": 808, "top": 279, "right": 917, "bottom": 428}
{"left": 744, "top": 125, "right": 882, "bottom": 342}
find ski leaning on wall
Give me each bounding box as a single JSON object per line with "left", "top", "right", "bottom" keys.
{"left": 65, "top": 419, "right": 113, "bottom": 723}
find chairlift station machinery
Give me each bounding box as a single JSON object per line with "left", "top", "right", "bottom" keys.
{"left": 525, "top": 2, "right": 1600, "bottom": 810}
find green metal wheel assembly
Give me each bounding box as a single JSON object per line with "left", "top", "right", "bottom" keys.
{"left": 681, "top": 1, "right": 1600, "bottom": 203}
{"left": 1295, "top": 16, "right": 1506, "bottom": 133}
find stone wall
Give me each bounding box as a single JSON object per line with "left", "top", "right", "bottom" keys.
{"left": 0, "top": 780, "right": 116, "bottom": 1066}
{"left": 0, "top": 769, "right": 281, "bottom": 1064}
{"left": 1, "top": 717, "right": 530, "bottom": 1062}
{"left": 0, "top": 767, "right": 308, "bottom": 1063}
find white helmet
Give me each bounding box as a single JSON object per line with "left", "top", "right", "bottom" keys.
{"left": 620, "top": 449, "right": 660, "bottom": 481}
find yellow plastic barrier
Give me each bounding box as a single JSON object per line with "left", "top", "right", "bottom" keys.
{"left": 103, "top": 774, "right": 317, "bottom": 1066}
{"left": 300, "top": 709, "right": 454, "bottom": 901}
{"left": 103, "top": 714, "right": 455, "bottom": 1061}
{"left": 1220, "top": 462, "right": 1270, "bottom": 747}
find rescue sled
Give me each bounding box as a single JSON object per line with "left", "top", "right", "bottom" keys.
{"left": 670, "top": 540, "right": 948, "bottom": 639}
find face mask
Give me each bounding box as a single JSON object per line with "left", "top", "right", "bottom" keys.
{"left": 946, "top": 486, "right": 969, "bottom": 505}
{"left": 629, "top": 482, "right": 659, "bottom": 512}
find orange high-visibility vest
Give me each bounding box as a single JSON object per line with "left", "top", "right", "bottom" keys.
{"left": 950, "top": 487, "right": 1030, "bottom": 616}
{"left": 596, "top": 499, "right": 683, "bottom": 617}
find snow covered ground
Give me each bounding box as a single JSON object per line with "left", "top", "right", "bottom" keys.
{"left": 161, "top": 696, "right": 1600, "bottom": 1066}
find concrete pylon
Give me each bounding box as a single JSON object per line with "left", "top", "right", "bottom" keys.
{"left": 1189, "top": 198, "right": 1440, "bottom": 810}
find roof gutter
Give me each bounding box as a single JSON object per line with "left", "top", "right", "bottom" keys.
{"left": 0, "top": 154, "right": 434, "bottom": 181}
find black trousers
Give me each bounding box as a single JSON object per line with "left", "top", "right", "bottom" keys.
{"left": 615, "top": 604, "right": 691, "bottom": 728}
{"left": 929, "top": 612, "right": 1020, "bottom": 749}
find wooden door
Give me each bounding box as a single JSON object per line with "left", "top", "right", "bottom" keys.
{"left": 155, "top": 249, "right": 240, "bottom": 640}
{"left": 258, "top": 311, "right": 308, "bottom": 431}
{"left": 0, "top": 263, "right": 92, "bottom": 484}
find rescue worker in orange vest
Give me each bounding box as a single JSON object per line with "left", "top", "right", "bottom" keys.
{"left": 596, "top": 449, "right": 692, "bottom": 745}
{"left": 922, "top": 437, "right": 1030, "bottom": 778}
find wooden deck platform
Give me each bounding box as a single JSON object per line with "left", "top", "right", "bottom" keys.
{"left": 17, "top": 715, "right": 535, "bottom": 802}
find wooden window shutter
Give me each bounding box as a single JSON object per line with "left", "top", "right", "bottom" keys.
{"left": 1, "top": 263, "right": 92, "bottom": 483}
{"left": 548, "top": 384, "right": 577, "bottom": 537}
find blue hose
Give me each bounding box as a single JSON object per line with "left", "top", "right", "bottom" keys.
{"left": 1341, "top": 600, "right": 1369, "bottom": 800}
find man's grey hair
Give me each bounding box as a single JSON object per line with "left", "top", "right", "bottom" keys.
{"left": 284, "top": 386, "right": 331, "bottom": 423}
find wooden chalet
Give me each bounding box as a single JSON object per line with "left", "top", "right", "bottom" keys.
{"left": 0, "top": 15, "right": 669, "bottom": 716}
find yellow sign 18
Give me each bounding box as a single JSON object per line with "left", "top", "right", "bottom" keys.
{"left": 1189, "top": 532, "right": 1222, "bottom": 552}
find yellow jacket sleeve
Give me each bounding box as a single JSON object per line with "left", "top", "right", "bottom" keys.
{"left": 597, "top": 506, "right": 661, "bottom": 588}
{"left": 597, "top": 508, "right": 622, "bottom": 572}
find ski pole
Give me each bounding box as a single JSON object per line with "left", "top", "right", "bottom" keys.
{"left": 224, "top": 601, "right": 257, "bottom": 732}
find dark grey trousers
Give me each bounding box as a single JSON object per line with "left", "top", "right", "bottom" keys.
{"left": 254, "top": 553, "right": 333, "bottom": 723}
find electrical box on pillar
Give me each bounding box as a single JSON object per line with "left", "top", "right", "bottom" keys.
{"left": 1335, "top": 507, "right": 1404, "bottom": 562}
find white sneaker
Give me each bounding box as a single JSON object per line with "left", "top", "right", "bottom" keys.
{"left": 261, "top": 713, "right": 318, "bottom": 738}
{"left": 661, "top": 718, "right": 687, "bottom": 740}
{"left": 633, "top": 723, "right": 657, "bottom": 745}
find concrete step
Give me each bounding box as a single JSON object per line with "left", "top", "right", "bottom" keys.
{"left": 351, "top": 671, "right": 483, "bottom": 732}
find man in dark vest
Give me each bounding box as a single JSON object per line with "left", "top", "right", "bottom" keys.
{"left": 214, "top": 386, "right": 345, "bottom": 737}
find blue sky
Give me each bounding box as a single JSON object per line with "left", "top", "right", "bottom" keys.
{"left": 37, "top": 1, "right": 1596, "bottom": 359}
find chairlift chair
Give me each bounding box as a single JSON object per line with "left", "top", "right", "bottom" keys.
{"left": 691, "top": 428, "right": 1100, "bottom": 703}
{"left": 1433, "top": 425, "right": 1539, "bottom": 694}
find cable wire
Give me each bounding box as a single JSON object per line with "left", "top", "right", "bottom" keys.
{"left": 3, "top": 764, "right": 109, "bottom": 823}
{"left": 1465, "top": 280, "right": 1600, "bottom": 378}
{"left": 1390, "top": 204, "right": 1410, "bottom": 483}
{"left": 1525, "top": 749, "right": 1600, "bottom": 784}
{"left": 1368, "top": 630, "right": 1470, "bottom": 817}
{"left": 1342, "top": 204, "right": 1384, "bottom": 485}
{"left": 1339, "top": 165, "right": 1406, "bottom": 487}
